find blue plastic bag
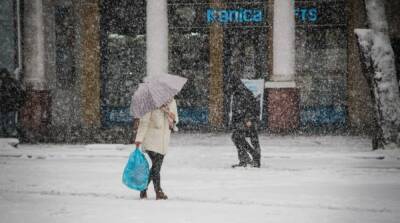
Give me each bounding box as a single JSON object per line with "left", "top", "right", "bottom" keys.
{"left": 122, "top": 148, "right": 150, "bottom": 191}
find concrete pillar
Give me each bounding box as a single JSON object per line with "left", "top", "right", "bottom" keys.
{"left": 267, "top": 0, "right": 274, "bottom": 78}
{"left": 266, "top": 0, "right": 299, "bottom": 132}
{"left": 23, "top": 0, "right": 46, "bottom": 89}
{"left": 209, "top": 0, "right": 224, "bottom": 129}
{"left": 79, "top": 0, "right": 101, "bottom": 127}
{"left": 146, "top": 0, "right": 168, "bottom": 77}
{"left": 271, "top": 0, "right": 295, "bottom": 82}
{"left": 21, "top": 0, "right": 50, "bottom": 141}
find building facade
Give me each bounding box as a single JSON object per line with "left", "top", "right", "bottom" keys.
{"left": 2, "top": 0, "right": 400, "bottom": 142}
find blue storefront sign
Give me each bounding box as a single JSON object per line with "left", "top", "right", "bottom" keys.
{"left": 205, "top": 7, "right": 319, "bottom": 25}
{"left": 103, "top": 106, "right": 209, "bottom": 127}
{"left": 300, "top": 106, "right": 346, "bottom": 126}
{"left": 168, "top": 2, "right": 269, "bottom": 29}
{"left": 103, "top": 107, "right": 133, "bottom": 125}
{"left": 178, "top": 107, "right": 208, "bottom": 125}
{"left": 295, "top": 8, "right": 318, "bottom": 23}
{"left": 295, "top": 1, "right": 346, "bottom": 26}
{"left": 206, "top": 8, "right": 263, "bottom": 24}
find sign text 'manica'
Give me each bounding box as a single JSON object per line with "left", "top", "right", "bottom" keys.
{"left": 206, "top": 8, "right": 263, "bottom": 24}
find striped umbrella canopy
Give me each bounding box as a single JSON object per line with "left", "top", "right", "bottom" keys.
{"left": 130, "top": 74, "right": 187, "bottom": 118}
{"left": 144, "top": 73, "right": 187, "bottom": 90}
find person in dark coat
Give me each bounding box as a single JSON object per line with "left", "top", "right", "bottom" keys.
{"left": 0, "top": 68, "right": 26, "bottom": 137}
{"left": 229, "top": 76, "right": 261, "bottom": 168}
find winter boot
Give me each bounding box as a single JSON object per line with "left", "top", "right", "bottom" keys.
{"left": 156, "top": 190, "right": 168, "bottom": 200}
{"left": 252, "top": 159, "right": 261, "bottom": 168}
{"left": 140, "top": 190, "right": 147, "bottom": 199}
{"left": 231, "top": 162, "right": 248, "bottom": 168}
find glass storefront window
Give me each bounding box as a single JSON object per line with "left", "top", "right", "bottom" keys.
{"left": 168, "top": 0, "right": 270, "bottom": 129}
{"left": 0, "top": 0, "right": 17, "bottom": 73}
{"left": 223, "top": 27, "right": 269, "bottom": 127}
{"left": 223, "top": 28, "right": 268, "bottom": 81}
{"left": 100, "top": 0, "right": 146, "bottom": 126}
{"left": 55, "top": 5, "right": 76, "bottom": 89}
{"left": 169, "top": 30, "right": 210, "bottom": 127}
{"left": 168, "top": 1, "right": 212, "bottom": 128}
{"left": 295, "top": 0, "right": 347, "bottom": 128}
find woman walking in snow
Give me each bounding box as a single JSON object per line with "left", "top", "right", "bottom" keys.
{"left": 134, "top": 98, "right": 178, "bottom": 200}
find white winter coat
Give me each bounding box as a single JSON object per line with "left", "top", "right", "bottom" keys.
{"left": 135, "top": 99, "right": 178, "bottom": 155}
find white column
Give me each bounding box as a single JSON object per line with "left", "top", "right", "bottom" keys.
{"left": 16, "top": 0, "right": 23, "bottom": 80}
{"left": 146, "top": 0, "right": 168, "bottom": 78}
{"left": 271, "top": 0, "right": 295, "bottom": 83}
{"left": 23, "top": 0, "right": 46, "bottom": 90}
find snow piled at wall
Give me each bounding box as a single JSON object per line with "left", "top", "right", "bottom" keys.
{"left": 0, "top": 138, "right": 19, "bottom": 150}
{"left": 355, "top": 0, "right": 400, "bottom": 148}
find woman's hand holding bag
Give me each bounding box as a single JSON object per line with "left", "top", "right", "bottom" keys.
{"left": 122, "top": 145, "right": 149, "bottom": 191}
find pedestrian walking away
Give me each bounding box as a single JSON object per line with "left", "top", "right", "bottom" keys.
{"left": 228, "top": 76, "right": 261, "bottom": 168}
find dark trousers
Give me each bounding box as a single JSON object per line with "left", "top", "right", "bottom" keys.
{"left": 145, "top": 150, "right": 165, "bottom": 192}
{"left": 231, "top": 127, "right": 261, "bottom": 164}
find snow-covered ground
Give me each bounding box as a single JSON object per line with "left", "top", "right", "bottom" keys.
{"left": 1, "top": 134, "right": 400, "bottom": 223}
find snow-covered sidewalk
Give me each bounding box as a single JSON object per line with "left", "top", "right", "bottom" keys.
{"left": 1, "top": 134, "right": 400, "bottom": 223}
